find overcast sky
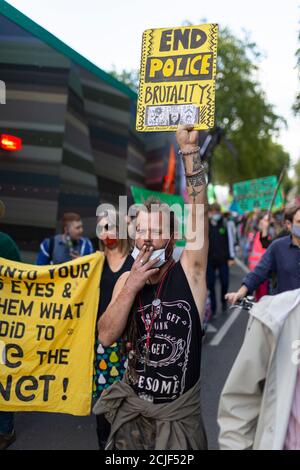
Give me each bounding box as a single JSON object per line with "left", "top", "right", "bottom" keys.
{"left": 6, "top": 0, "right": 300, "bottom": 166}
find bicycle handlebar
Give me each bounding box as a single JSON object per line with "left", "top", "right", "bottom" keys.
{"left": 230, "top": 296, "right": 256, "bottom": 311}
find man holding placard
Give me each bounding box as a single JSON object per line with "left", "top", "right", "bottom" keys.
{"left": 94, "top": 21, "right": 218, "bottom": 449}
{"left": 94, "top": 125, "right": 209, "bottom": 450}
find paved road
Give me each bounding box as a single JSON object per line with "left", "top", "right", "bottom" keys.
{"left": 201, "top": 264, "right": 249, "bottom": 449}
{"left": 9, "top": 264, "right": 248, "bottom": 450}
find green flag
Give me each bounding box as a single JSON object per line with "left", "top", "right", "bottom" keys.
{"left": 233, "top": 176, "right": 283, "bottom": 213}
{"left": 130, "top": 186, "right": 186, "bottom": 246}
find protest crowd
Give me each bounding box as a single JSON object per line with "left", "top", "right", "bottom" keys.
{"left": 1, "top": 123, "right": 300, "bottom": 452}
{"left": 0, "top": 8, "right": 300, "bottom": 455}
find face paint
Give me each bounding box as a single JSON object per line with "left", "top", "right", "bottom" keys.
{"left": 103, "top": 236, "right": 118, "bottom": 249}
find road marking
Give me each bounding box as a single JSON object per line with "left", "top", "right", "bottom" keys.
{"left": 234, "top": 257, "right": 250, "bottom": 274}
{"left": 206, "top": 324, "right": 217, "bottom": 333}
{"left": 207, "top": 259, "right": 249, "bottom": 346}
{"left": 209, "top": 308, "right": 242, "bottom": 346}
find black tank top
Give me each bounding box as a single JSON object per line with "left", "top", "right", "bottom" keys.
{"left": 98, "top": 254, "right": 134, "bottom": 319}
{"left": 130, "top": 260, "right": 203, "bottom": 403}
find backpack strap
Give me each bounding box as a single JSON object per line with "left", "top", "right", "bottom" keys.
{"left": 48, "top": 236, "right": 55, "bottom": 263}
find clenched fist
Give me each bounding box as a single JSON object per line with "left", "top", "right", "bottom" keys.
{"left": 176, "top": 125, "right": 199, "bottom": 152}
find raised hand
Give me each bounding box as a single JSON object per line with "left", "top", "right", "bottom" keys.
{"left": 176, "top": 124, "right": 199, "bottom": 151}
{"left": 125, "top": 246, "right": 160, "bottom": 294}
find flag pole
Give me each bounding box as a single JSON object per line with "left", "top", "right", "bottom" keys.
{"left": 267, "top": 167, "right": 286, "bottom": 220}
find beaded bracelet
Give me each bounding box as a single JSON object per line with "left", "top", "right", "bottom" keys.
{"left": 178, "top": 146, "right": 200, "bottom": 156}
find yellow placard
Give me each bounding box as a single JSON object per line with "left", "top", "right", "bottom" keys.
{"left": 0, "top": 252, "right": 104, "bottom": 416}
{"left": 136, "top": 23, "right": 218, "bottom": 132}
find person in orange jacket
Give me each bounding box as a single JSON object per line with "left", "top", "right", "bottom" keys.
{"left": 248, "top": 213, "right": 272, "bottom": 301}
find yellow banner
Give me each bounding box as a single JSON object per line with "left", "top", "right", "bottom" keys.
{"left": 136, "top": 23, "right": 218, "bottom": 132}
{"left": 0, "top": 252, "right": 104, "bottom": 416}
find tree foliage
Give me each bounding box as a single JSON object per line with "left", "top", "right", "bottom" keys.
{"left": 294, "top": 160, "right": 300, "bottom": 193}
{"left": 292, "top": 26, "right": 300, "bottom": 115}
{"left": 109, "top": 66, "right": 139, "bottom": 92}
{"left": 213, "top": 27, "right": 289, "bottom": 184}
{"left": 109, "top": 25, "right": 290, "bottom": 185}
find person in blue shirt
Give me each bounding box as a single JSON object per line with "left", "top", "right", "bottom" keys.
{"left": 226, "top": 204, "right": 300, "bottom": 304}
{"left": 37, "top": 212, "right": 94, "bottom": 265}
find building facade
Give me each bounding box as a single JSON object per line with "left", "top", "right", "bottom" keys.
{"left": 0, "top": 2, "right": 172, "bottom": 259}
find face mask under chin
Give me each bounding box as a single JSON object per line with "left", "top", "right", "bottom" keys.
{"left": 132, "top": 239, "right": 172, "bottom": 268}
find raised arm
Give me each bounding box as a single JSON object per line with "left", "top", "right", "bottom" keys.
{"left": 177, "top": 125, "right": 209, "bottom": 318}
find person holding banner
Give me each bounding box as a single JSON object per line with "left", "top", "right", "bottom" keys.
{"left": 226, "top": 204, "right": 300, "bottom": 305}
{"left": 93, "top": 209, "right": 133, "bottom": 449}
{"left": 94, "top": 125, "right": 208, "bottom": 450}
{"left": 0, "top": 200, "right": 21, "bottom": 450}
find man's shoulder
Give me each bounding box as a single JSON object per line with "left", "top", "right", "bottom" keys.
{"left": 41, "top": 234, "right": 60, "bottom": 246}
{"left": 172, "top": 259, "right": 182, "bottom": 270}
{"left": 80, "top": 237, "right": 94, "bottom": 252}
{"left": 172, "top": 258, "right": 194, "bottom": 281}
{"left": 80, "top": 236, "right": 93, "bottom": 245}
{"left": 81, "top": 236, "right": 92, "bottom": 242}
{"left": 270, "top": 235, "right": 290, "bottom": 249}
